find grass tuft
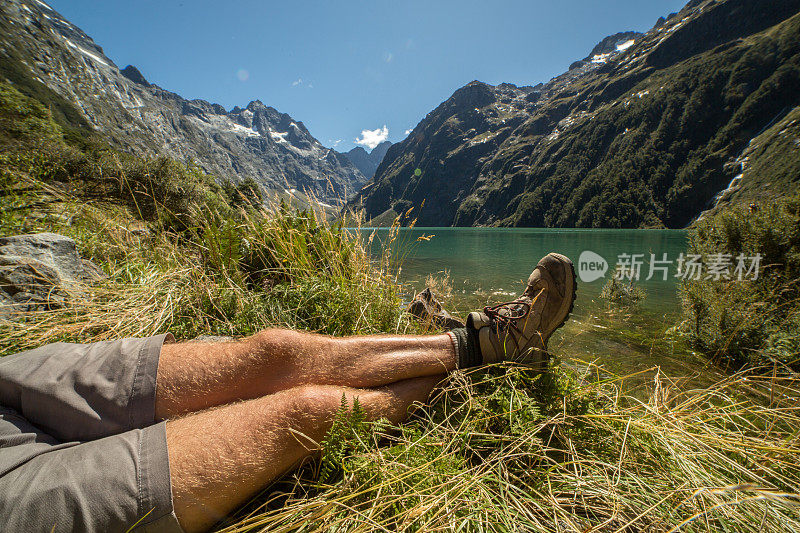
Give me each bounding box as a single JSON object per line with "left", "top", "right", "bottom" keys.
{"left": 217, "top": 363, "right": 800, "bottom": 532}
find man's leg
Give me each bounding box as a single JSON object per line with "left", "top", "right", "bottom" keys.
{"left": 156, "top": 330, "right": 457, "bottom": 419}
{"left": 156, "top": 253, "right": 577, "bottom": 421}
{"left": 166, "top": 376, "right": 442, "bottom": 533}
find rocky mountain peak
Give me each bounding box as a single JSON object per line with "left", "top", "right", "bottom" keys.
{"left": 120, "top": 65, "right": 150, "bottom": 87}
{"left": 1, "top": 0, "right": 368, "bottom": 204}
{"left": 246, "top": 99, "right": 267, "bottom": 111}
{"left": 348, "top": 0, "right": 800, "bottom": 228}
{"left": 449, "top": 81, "right": 498, "bottom": 109}
{"left": 345, "top": 141, "right": 393, "bottom": 179}
{"left": 587, "top": 32, "right": 642, "bottom": 59}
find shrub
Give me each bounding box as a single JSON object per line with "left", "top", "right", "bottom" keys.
{"left": 680, "top": 196, "right": 800, "bottom": 368}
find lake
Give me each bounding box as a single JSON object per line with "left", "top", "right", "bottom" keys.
{"left": 359, "top": 227, "right": 718, "bottom": 389}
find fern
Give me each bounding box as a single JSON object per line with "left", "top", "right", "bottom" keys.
{"left": 319, "top": 394, "right": 370, "bottom": 484}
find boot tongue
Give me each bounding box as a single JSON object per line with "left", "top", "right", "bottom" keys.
{"left": 526, "top": 262, "right": 558, "bottom": 296}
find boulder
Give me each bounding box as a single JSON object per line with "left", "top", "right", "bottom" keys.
{"left": 0, "top": 233, "right": 104, "bottom": 314}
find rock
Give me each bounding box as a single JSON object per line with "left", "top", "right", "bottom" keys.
{"left": 0, "top": 233, "right": 105, "bottom": 315}
{"left": 0, "top": 255, "right": 67, "bottom": 312}
{"left": 81, "top": 259, "right": 106, "bottom": 281}
{"left": 120, "top": 65, "right": 151, "bottom": 87}
{"left": 0, "top": 233, "right": 104, "bottom": 283}
{"left": 192, "top": 335, "right": 235, "bottom": 343}
{"left": 723, "top": 160, "right": 744, "bottom": 176}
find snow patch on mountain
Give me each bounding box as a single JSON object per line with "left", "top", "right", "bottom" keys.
{"left": 65, "top": 40, "right": 109, "bottom": 67}
{"left": 229, "top": 123, "right": 260, "bottom": 137}
{"left": 616, "top": 39, "right": 636, "bottom": 51}
{"left": 269, "top": 129, "right": 288, "bottom": 143}
{"left": 591, "top": 52, "right": 613, "bottom": 64}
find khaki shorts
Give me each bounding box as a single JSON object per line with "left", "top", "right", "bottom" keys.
{"left": 0, "top": 334, "right": 184, "bottom": 532}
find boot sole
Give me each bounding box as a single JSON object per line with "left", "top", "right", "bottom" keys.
{"left": 545, "top": 253, "right": 577, "bottom": 336}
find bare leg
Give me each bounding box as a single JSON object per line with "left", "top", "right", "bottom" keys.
{"left": 156, "top": 329, "right": 456, "bottom": 419}
{"left": 167, "top": 376, "right": 442, "bottom": 533}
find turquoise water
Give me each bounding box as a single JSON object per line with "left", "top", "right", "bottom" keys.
{"left": 361, "top": 227, "right": 687, "bottom": 315}
{"left": 358, "top": 227, "right": 718, "bottom": 388}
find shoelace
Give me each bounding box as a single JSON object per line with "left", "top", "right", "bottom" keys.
{"left": 483, "top": 288, "right": 546, "bottom": 360}
{"left": 483, "top": 300, "right": 530, "bottom": 334}
{"left": 482, "top": 300, "right": 530, "bottom": 357}
{"left": 483, "top": 300, "right": 529, "bottom": 324}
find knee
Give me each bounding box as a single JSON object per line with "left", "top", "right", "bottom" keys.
{"left": 251, "top": 329, "right": 333, "bottom": 366}
{"left": 285, "top": 384, "right": 377, "bottom": 424}
{"left": 289, "top": 384, "right": 350, "bottom": 411}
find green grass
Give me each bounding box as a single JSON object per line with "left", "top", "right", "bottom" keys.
{"left": 599, "top": 277, "right": 647, "bottom": 310}
{"left": 2, "top": 76, "right": 800, "bottom": 533}
{"left": 0, "top": 172, "right": 416, "bottom": 353}
{"left": 0, "top": 81, "right": 419, "bottom": 353}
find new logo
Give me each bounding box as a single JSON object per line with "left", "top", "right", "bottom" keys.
{"left": 578, "top": 251, "right": 608, "bottom": 283}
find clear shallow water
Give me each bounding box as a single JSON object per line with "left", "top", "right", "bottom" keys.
{"left": 358, "top": 227, "right": 719, "bottom": 390}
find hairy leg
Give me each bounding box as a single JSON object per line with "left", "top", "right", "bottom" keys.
{"left": 167, "top": 375, "right": 442, "bottom": 533}
{"left": 156, "top": 329, "right": 456, "bottom": 419}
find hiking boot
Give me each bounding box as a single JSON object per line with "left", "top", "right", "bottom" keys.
{"left": 407, "top": 287, "right": 466, "bottom": 330}
{"left": 466, "top": 253, "right": 576, "bottom": 368}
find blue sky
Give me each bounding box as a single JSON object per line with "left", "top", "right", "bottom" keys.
{"left": 46, "top": 0, "right": 687, "bottom": 152}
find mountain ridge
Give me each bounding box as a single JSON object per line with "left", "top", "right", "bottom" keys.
{"left": 349, "top": 0, "right": 800, "bottom": 228}
{"left": 345, "top": 141, "right": 392, "bottom": 179}
{"left": 0, "top": 0, "right": 368, "bottom": 204}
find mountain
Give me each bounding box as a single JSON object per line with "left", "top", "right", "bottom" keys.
{"left": 349, "top": 0, "right": 800, "bottom": 227}
{"left": 0, "top": 0, "right": 368, "bottom": 205}
{"left": 344, "top": 141, "right": 393, "bottom": 179}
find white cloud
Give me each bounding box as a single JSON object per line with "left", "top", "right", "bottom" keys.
{"left": 355, "top": 125, "right": 389, "bottom": 150}
{"left": 329, "top": 139, "right": 342, "bottom": 147}
{"left": 292, "top": 78, "right": 313, "bottom": 89}
{"left": 405, "top": 129, "right": 412, "bottom": 135}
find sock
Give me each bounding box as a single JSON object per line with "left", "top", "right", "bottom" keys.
{"left": 448, "top": 327, "right": 482, "bottom": 368}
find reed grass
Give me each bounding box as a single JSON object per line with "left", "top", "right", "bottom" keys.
{"left": 3, "top": 169, "right": 800, "bottom": 532}
{"left": 4, "top": 77, "right": 800, "bottom": 532}
{"left": 0, "top": 171, "right": 421, "bottom": 355}
{"left": 216, "top": 363, "right": 800, "bottom": 532}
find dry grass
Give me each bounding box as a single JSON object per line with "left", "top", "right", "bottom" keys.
{"left": 216, "top": 363, "right": 800, "bottom": 532}
{"left": 3, "top": 164, "right": 800, "bottom": 533}
{"left": 0, "top": 176, "right": 422, "bottom": 355}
